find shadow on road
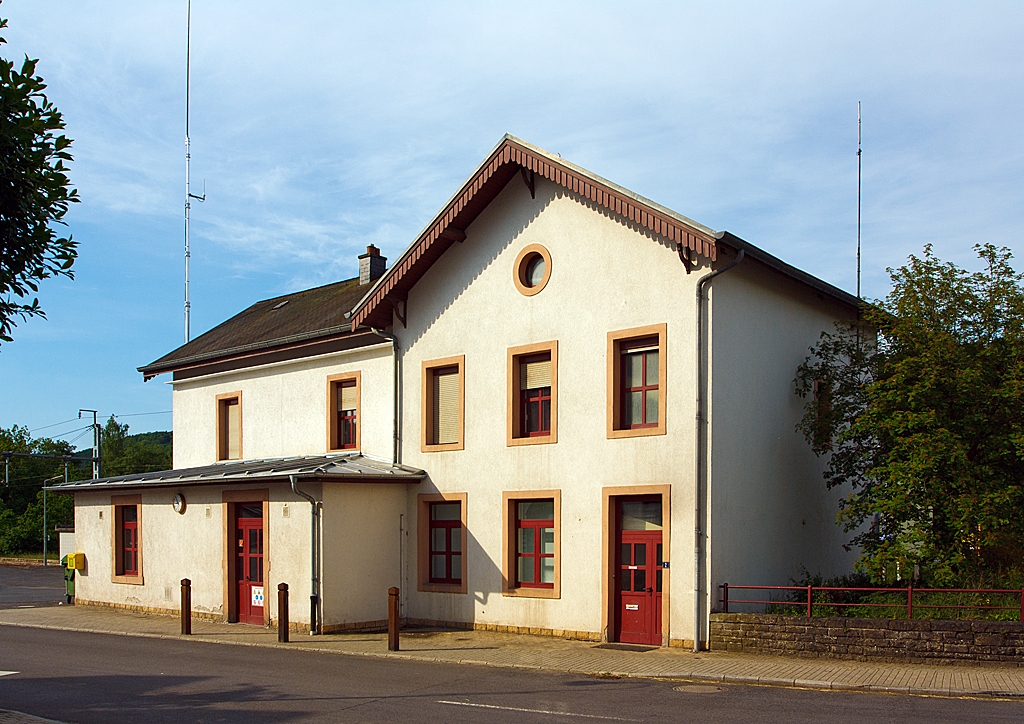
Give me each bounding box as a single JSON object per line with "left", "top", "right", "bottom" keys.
{"left": 3, "top": 675, "right": 312, "bottom": 723}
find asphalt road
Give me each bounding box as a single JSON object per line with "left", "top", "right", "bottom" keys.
{"left": 0, "top": 565, "right": 65, "bottom": 609}
{"left": 1, "top": 627, "right": 1022, "bottom": 724}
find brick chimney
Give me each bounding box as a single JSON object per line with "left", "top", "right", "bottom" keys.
{"left": 358, "top": 245, "right": 387, "bottom": 285}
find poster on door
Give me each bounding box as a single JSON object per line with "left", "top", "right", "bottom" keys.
{"left": 251, "top": 586, "right": 264, "bottom": 607}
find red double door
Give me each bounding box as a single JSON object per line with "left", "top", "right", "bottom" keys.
{"left": 614, "top": 497, "right": 663, "bottom": 645}
{"left": 235, "top": 504, "right": 264, "bottom": 625}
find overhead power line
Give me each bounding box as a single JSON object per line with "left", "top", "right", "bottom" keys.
{"left": 29, "top": 417, "right": 82, "bottom": 434}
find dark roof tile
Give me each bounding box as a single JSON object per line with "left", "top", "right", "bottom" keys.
{"left": 140, "top": 277, "right": 369, "bottom": 376}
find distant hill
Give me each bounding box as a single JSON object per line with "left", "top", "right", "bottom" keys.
{"left": 76, "top": 430, "right": 173, "bottom": 456}
{"left": 130, "top": 431, "right": 172, "bottom": 448}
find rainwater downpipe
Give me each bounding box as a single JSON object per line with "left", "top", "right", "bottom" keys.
{"left": 290, "top": 475, "right": 321, "bottom": 635}
{"left": 373, "top": 326, "right": 406, "bottom": 615}
{"left": 370, "top": 327, "right": 401, "bottom": 465}
{"left": 692, "top": 247, "right": 744, "bottom": 653}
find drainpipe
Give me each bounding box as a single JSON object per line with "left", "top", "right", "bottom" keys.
{"left": 290, "top": 475, "right": 321, "bottom": 635}
{"left": 692, "top": 246, "right": 744, "bottom": 652}
{"left": 370, "top": 327, "right": 401, "bottom": 465}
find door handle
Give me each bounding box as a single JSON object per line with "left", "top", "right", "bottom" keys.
{"left": 647, "top": 587, "right": 653, "bottom": 593}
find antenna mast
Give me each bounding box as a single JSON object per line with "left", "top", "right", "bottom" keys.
{"left": 856, "top": 101, "right": 862, "bottom": 301}
{"left": 184, "top": 0, "right": 204, "bottom": 343}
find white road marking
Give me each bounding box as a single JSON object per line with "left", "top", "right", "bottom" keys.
{"left": 437, "top": 701, "right": 639, "bottom": 721}
{"left": 0, "top": 671, "right": 19, "bottom": 677}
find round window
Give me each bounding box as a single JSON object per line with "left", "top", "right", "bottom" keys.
{"left": 513, "top": 244, "right": 552, "bottom": 296}
{"left": 525, "top": 255, "right": 546, "bottom": 287}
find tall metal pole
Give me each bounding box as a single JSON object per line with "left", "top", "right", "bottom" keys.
{"left": 184, "top": 0, "right": 204, "bottom": 344}
{"left": 857, "top": 101, "right": 862, "bottom": 301}
{"left": 184, "top": 0, "right": 193, "bottom": 343}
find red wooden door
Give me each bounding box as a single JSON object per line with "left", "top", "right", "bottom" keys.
{"left": 614, "top": 497, "right": 663, "bottom": 645}
{"left": 235, "top": 505, "right": 264, "bottom": 625}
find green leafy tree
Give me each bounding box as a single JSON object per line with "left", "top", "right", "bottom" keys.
{"left": 0, "top": 421, "right": 172, "bottom": 555}
{"left": 796, "top": 244, "right": 1024, "bottom": 585}
{"left": 0, "top": 425, "right": 85, "bottom": 555}
{"left": 0, "top": 8, "right": 79, "bottom": 344}
{"left": 99, "top": 416, "right": 172, "bottom": 478}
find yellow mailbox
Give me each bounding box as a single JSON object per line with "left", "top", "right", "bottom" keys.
{"left": 66, "top": 553, "right": 85, "bottom": 570}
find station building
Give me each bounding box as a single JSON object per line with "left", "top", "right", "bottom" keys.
{"left": 52, "top": 136, "right": 858, "bottom": 648}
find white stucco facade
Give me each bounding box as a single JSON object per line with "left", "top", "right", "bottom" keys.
{"left": 705, "top": 261, "right": 859, "bottom": 611}
{"left": 171, "top": 344, "right": 395, "bottom": 468}
{"left": 72, "top": 483, "right": 313, "bottom": 622}
{"left": 397, "top": 177, "right": 699, "bottom": 641}
{"left": 394, "top": 175, "right": 856, "bottom": 645}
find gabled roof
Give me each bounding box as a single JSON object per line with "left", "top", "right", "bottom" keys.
{"left": 46, "top": 453, "right": 426, "bottom": 492}
{"left": 348, "top": 135, "right": 722, "bottom": 330}
{"left": 140, "top": 277, "right": 372, "bottom": 380}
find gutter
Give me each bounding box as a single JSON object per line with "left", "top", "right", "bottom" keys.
{"left": 692, "top": 248, "right": 745, "bottom": 652}
{"left": 139, "top": 327, "right": 378, "bottom": 380}
{"left": 716, "top": 231, "right": 858, "bottom": 309}
{"left": 369, "top": 328, "right": 402, "bottom": 465}
{"left": 290, "top": 475, "right": 321, "bottom": 635}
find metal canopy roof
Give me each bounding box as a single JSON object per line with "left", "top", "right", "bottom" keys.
{"left": 46, "top": 454, "right": 426, "bottom": 492}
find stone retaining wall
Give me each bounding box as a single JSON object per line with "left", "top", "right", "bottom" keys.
{"left": 710, "top": 613, "right": 1024, "bottom": 666}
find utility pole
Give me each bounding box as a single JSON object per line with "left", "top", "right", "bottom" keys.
{"left": 79, "top": 409, "right": 100, "bottom": 480}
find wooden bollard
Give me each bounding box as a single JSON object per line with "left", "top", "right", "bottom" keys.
{"left": 278, "top": 583, "right": 289, "bottom": 643}
{"left": 387, "top": 586, "right": 400, "bottom": 651}
{"left": 180, "top": 578, "right": 192, "bottom": 635}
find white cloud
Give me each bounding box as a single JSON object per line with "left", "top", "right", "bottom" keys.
{"left": 0, "top": 0, "right": 1021, "bottom": 431}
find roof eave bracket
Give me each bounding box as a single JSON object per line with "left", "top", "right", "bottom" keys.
{"left": 678, "top": 243, "right": 693, "bottom": 274}
{"left": 520, "top": 167, "right": 535, "bottom": 199}
{"left": 439, "top": 228, "right": 466, "bottom": 243}
{"left": 386, "top": 295, "right": 407, "bottom": 329}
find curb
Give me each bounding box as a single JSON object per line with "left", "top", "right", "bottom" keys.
{"left": 2, "top": 619, "right": 1021, "bottom": 700}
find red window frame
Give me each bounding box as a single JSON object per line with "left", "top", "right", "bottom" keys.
{"left": 428, "top": 502, "right": 462, "bottom": 584}
{"left": 515, "top": 500, "right": 554, "bottom": 589}
{"left": 620, "top": 338, "right": 659, "bottom": 429}
{"left": 119, "top": 505, "right": 139, "bottom": 576}
{"left": 519, "top": 353, "right": 552, "bottom": 437}
{"left": 335, "top": 379, "right": 357, "bottom": 450}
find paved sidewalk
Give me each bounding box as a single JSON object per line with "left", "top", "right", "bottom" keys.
{"left": 2, "top": 605, "right": 1023, "bottom": 699}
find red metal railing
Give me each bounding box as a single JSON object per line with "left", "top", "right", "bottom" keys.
{"left": 720, "top": 583, "right": 1024, "bottom": 622}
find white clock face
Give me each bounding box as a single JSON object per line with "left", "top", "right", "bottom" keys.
{"left": 172, "top": 494, "right": 186, "bottom": 514}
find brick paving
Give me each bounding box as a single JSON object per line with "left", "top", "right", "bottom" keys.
{"left": 2, "top": 605, "right": 1024, "bottom": 699}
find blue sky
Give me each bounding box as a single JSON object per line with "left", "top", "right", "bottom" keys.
{"left": 1, "top": 1, "right": 1021, "bottom": 445}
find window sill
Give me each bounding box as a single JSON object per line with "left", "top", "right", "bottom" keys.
{"left": 503, "top": 586, "right": 560, "bottom": 599}
{"left": 507, "top": 434, "right": 557, "bottom": 447}
{"left": 607, "top": 425, "right": 666, "bottom": 440}
{"left": 419, "top": 582, "right": 467, "bottom": 594}
{"left": 111, "top": 574, "right": 144, "bottom": 585}
{"left": 421, "top": 442, "right": 464, "bottom": 453}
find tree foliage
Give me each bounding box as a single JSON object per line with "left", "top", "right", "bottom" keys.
{"left": 0, "top": 421, "right": 172, "bottom": 555}
{"left": 0, "top": 425, "right": 81, "bottom": 555}
{"left": 98, "top": 416, "right": 172, "bottom": 479}
{"left": 796, "top": 244, "right": 1024, "bottom": 585}
{"left": 0, "top": 9, "right": 79, "bottom": 344}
